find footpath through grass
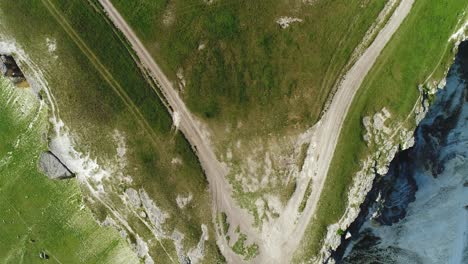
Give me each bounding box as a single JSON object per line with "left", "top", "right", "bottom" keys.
{"left": 0, "top": 78, "right": 138, "bottom": 263}
{"left": 109, "top": 0, "right": 388, "bottom": 231}
{"left": 0, "top": 0, "right": 224, "bottom": 261}
{"left": 296, "top": 0, "right": 468, "bottom": 260}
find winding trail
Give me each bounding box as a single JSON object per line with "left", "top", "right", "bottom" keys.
{"left": 259, "top": 0, "right": 416, "bottom": 262}
{"left": 97, "top": 0, "right": 255, "bottom": 262}
{"left": 96, "top": 0, "right": 415, "bottom": 263}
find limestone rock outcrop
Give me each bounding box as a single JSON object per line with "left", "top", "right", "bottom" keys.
{"left": 38, "top": 151, "right": 74, "bottom": 180}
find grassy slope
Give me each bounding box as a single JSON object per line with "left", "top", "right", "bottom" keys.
{"left": 0, "top": 0, "right": 223, "bottom": 262}
{"left": 108, "top": 0, "right": 386, "bottom": 229}
{"left": 0, "top": 79, "right": 138, "bottom": 264}
{"left": 296, "top": 0, "right": 468, "bottom": 259}
{"left": 110, "top": 0, "right": 386, "bottom": 137}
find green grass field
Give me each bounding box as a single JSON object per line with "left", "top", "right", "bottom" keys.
{"left": 0, "top": 78, "right": 138, "bottom": 263}
{"left": 0, "top": 0, "right": 224, "bottom": 262}
{"left": 295, "top": 0, "right": 468, "bottom": 260}
{"left": 109, "top": 0, "right": 388, "bottom": 226}
{"left": 2, "top": 0, "right": 464, "bottom": 262}
{"left": 111, "top": 0, "right": 386, "bottom": 138}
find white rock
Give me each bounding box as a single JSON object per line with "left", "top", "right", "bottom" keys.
{"left": 176, "top": 193, "right": 193, "bottom": 209}
{"left": 276, "top": 17, "right": 303, "bottom": 29}
{"left": 345, "top": 232, "right": 352, "bottom": 239}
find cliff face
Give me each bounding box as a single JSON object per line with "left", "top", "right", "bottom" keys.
{"left": 342, "top": 40, "right": 468, "bottom": 264}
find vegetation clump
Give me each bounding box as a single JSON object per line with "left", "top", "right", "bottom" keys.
{"left": 232, "top": 234, "right": 260, "bottom": 260}
{"left": 221, "top": 212, "right": 230, "bottom": 234}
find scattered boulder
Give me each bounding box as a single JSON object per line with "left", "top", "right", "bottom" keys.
{"left": 139, "top": 211, "right": 147, "bottom": 218}
{"left": 39, "top": 251, "right": 49, "bottom": 260}
{"left": 0, "top": 54, "right": 28, "bottom": 86}
{"left": 345, "top": 232, "right": 352, "bottom": 239}
{"left": 38, "top": 151, "right": 74, "bottom": 180}
{"left": 125, "top": 188, "right": 141, "bottom": 207}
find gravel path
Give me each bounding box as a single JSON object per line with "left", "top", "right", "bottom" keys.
{"left": 97, "top": 0, "right": 255, "bottom": 262}
{"left": 97, "top": 0, "right": 415, "bottom": 262}
{"left": 260, "top": 0, "right": 416, "bottom": 262}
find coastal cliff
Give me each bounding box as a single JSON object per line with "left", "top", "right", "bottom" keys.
{"left": 338, "top": 40, "right": 468, "bottom": 263}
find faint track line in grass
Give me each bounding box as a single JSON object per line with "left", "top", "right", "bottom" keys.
{"left": 40, "top": 0, "right": 160, "bottom": 147}
{"left": 40, "top": 0, "right": 178, "bottom": 262}
{"left": 85, "top": 0, "right": 173, "bottom": 115}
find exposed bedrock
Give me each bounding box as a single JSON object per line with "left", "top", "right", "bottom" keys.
{"left": 332, "top": 40, "right": 468, "bottom": 263}
{"left": 0, "top": 54, "right": 28, "bottom": 86}
{"left": 38, "top": 151, "right": 75, "bottom": 180}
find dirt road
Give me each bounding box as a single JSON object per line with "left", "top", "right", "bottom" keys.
{"left": 97, "top": 0, "right": 414, "bottom": 262}
{"left": 257, "top": 0, "right": 415, "bottom": 262}
{"left": 97, "top": 0, "right": 256, "bottom": 262}
{"left": 297, "top": 0, "right": 415, "bottom": 241}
